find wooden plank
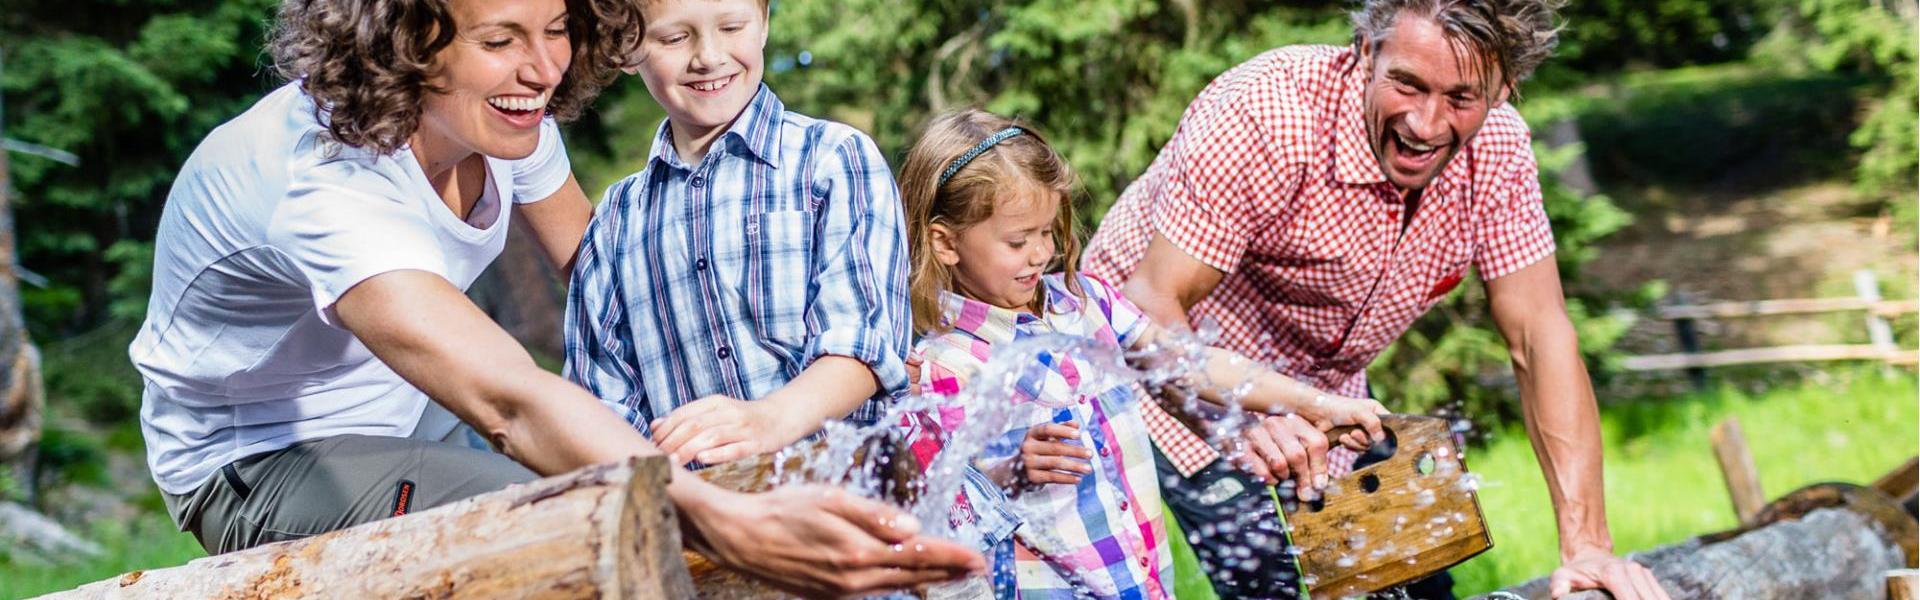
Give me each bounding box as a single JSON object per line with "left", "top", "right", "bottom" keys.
{"left": 1620, "top": 344, "right": 1918, "bottom": 371}
{"left": 1710, "top": 417, "right": 1765, "bottom": 524}
{"left": 39, "top": 456, "right": 693, "bottom": 599}
{"left": 1285, "top": 415, "right": 1491, "bottom": 598}
{"left": 1873, "top": 457, "right": 1919, "bottom": 501}
{"left": 1652, "top": 297, "right": 1920, "bottom": 320}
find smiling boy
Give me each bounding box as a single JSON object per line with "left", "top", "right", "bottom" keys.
{"left": 564, "top": 0, "right": 910, "bottom": 468}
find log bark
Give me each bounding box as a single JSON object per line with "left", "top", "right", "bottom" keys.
{"left": 38, "top": 456, "right": 691, "bottom": 599}
{"left": 1479, "top": 483, "right": 1916, "bottom": 600}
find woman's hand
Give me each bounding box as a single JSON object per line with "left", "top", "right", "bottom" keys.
{"left": 1016, "top": 422, "right": 1094, "bottom": 489}
{"left": 651, "top": 395, "right": 805, "bottom": 466}
{"left": 681, "top": 484, "right": 986, "bottom": 598}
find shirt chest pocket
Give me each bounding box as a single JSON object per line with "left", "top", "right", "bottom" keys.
{"left": 1421, "top": 227, "right": 1476, "bottom": 304}
{"left": 741, "top": 209, "right": 817, "bottom": 349}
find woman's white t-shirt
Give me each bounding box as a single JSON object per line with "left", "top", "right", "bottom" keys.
{"left": 131, "top": 82, "right": 571, "bottom": 494}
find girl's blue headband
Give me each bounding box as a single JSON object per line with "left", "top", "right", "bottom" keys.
{"left": 937, "top": 126, "right": 1027, "bottom": 188}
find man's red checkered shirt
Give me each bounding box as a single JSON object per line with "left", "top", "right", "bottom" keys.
{"left": 1082, "top": 45, "right": 1557, "bottom": 476}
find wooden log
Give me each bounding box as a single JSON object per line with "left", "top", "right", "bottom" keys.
{"left": 1484, "top": 508, "right": 1903, "bottom": 600}
{"left": 1285, "top": 415, "right": 1491, "bottom": 598}
{"left": 38, "top": 456, "right": 692, "bottom": 599}
{"left": 1478, "top": 483, "right": 1917, "bottom": 599}
{"left": 1708, "top": 417, "right": 1764, "bottom": 524}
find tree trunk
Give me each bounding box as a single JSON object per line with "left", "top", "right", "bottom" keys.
{"left": 1480, "top": 483, "right": 1916, "bottom": 600}
{"left": 40, "top": 456, "right": 692, "bottom": 600}
{"left": 467, "top": 217, "right": 567, "bottom": 361}
{"left": 0, "top": 112, "right": 42, "bottom": 490}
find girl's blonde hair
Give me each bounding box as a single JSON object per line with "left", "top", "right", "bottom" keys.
{"left": 901, "top": 109, "right": 1084, "bottom": 335}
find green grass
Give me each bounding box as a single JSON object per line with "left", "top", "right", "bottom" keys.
{"left": 4, "top": 369, "right": 1910, "bottom": 598}
{"left": 0, "top": 513, "right": 204, "bottom": 599}
{"left": 1451, "top": 367, "right": 1918, "bottom": 595}
{"left": 1163, "top": 368, "right": 1917, "bottom": 598}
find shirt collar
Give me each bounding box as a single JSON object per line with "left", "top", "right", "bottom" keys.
{"left": 936, "top": 276, "right": 1083, "bottom": 346}
{"left": 648, "top": 83, "right": 785, "bottom": 171}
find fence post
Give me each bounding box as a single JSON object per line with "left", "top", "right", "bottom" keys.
{"left": 1710, "top": 417, "right": 1765, "bottom": 524}
{"left": 1667, "top": 291, "right": 1709, "bottom": 389}
{"left": 1856, "top": 269, "right": 1896, "bottom": 356}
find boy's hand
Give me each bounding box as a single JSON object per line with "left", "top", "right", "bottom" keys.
{"left": 652, "top": 395, "right": 806, "bottom": 466}
{"left": 1293, "top": 395, "right": 1388, "bottom": 450}
{"left": 1017, "top": 422, "right": 1094, "bottom": 489}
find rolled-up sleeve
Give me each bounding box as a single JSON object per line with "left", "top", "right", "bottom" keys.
{"left": 562, "top": 178, "right": 651, "bottom": 432}
{"left": 802, "top": 131, "right": 911, "bottom": 406}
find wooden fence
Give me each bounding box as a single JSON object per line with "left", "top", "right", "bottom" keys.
{"left": 1622, "top": 269, "right": 1917, "bottom": 386}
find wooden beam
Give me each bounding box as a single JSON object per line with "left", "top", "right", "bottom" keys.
{"left": 1620, "top": 344, "right": 1918, "bottom": 371}
{"left": 1652, "top": 297, "right": 1920, "bottom": 321}
{"left": 1710, "top": 417, "right": 1765, "bottom": 524}
{"left": 42, "top": 456, "right": 693, "bottom": 599}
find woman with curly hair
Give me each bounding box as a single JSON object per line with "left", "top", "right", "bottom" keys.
{"left": 129, "top": 0, "right": 981, "bottom": 594}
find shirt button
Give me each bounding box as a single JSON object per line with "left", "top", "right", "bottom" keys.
{"left": 717, "top": 346, "right": 732, "bottom": 360}
{"left": 1119, "top": 500, "right": 1130, "bottom": 512}
{"left": 690, "top": 175, "right": 706, "bottom": 188}
{"left": 695, "top": 258, "right": 709, "bottom": 271}
{"left": 1099, "top": 446, "right": 1110, "bottom": 457}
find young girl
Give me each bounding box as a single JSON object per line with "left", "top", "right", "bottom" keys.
{"left": 900, "top": 110, "right": 1388, "bottom": 599}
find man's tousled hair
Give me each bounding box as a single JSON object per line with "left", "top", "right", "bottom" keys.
{"left": 1351, "top": 0, "right": 1564, "bottom": 99}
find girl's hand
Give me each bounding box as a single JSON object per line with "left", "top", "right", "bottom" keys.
{"left": 1017, "top": 422, "right": 1094, "bottom": 489}
{"left": 1295, "top": 395, "right": 1389, "bottom": 450}
{"left": 651, "top": 395, "right": 804, "bottom": 466}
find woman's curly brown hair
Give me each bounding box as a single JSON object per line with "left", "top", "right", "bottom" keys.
{"left": 270, "top": 0, "right": 643, "bottom": 155}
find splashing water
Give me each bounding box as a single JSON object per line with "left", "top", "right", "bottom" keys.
{"left": 751, "top": 315, "right": 1504, "bottom": 598}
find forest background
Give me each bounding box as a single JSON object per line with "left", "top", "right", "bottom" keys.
{"left": 0, "top": 0, "right": 1914, "bottom": 596}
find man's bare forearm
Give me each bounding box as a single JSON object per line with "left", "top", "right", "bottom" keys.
{"left": 1512, "top": 310, "right": 1613, "bottom": 560}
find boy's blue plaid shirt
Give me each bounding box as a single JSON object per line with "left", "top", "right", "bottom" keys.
{"left": 563, "top": 84, "right": 910, "bottom": 437}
